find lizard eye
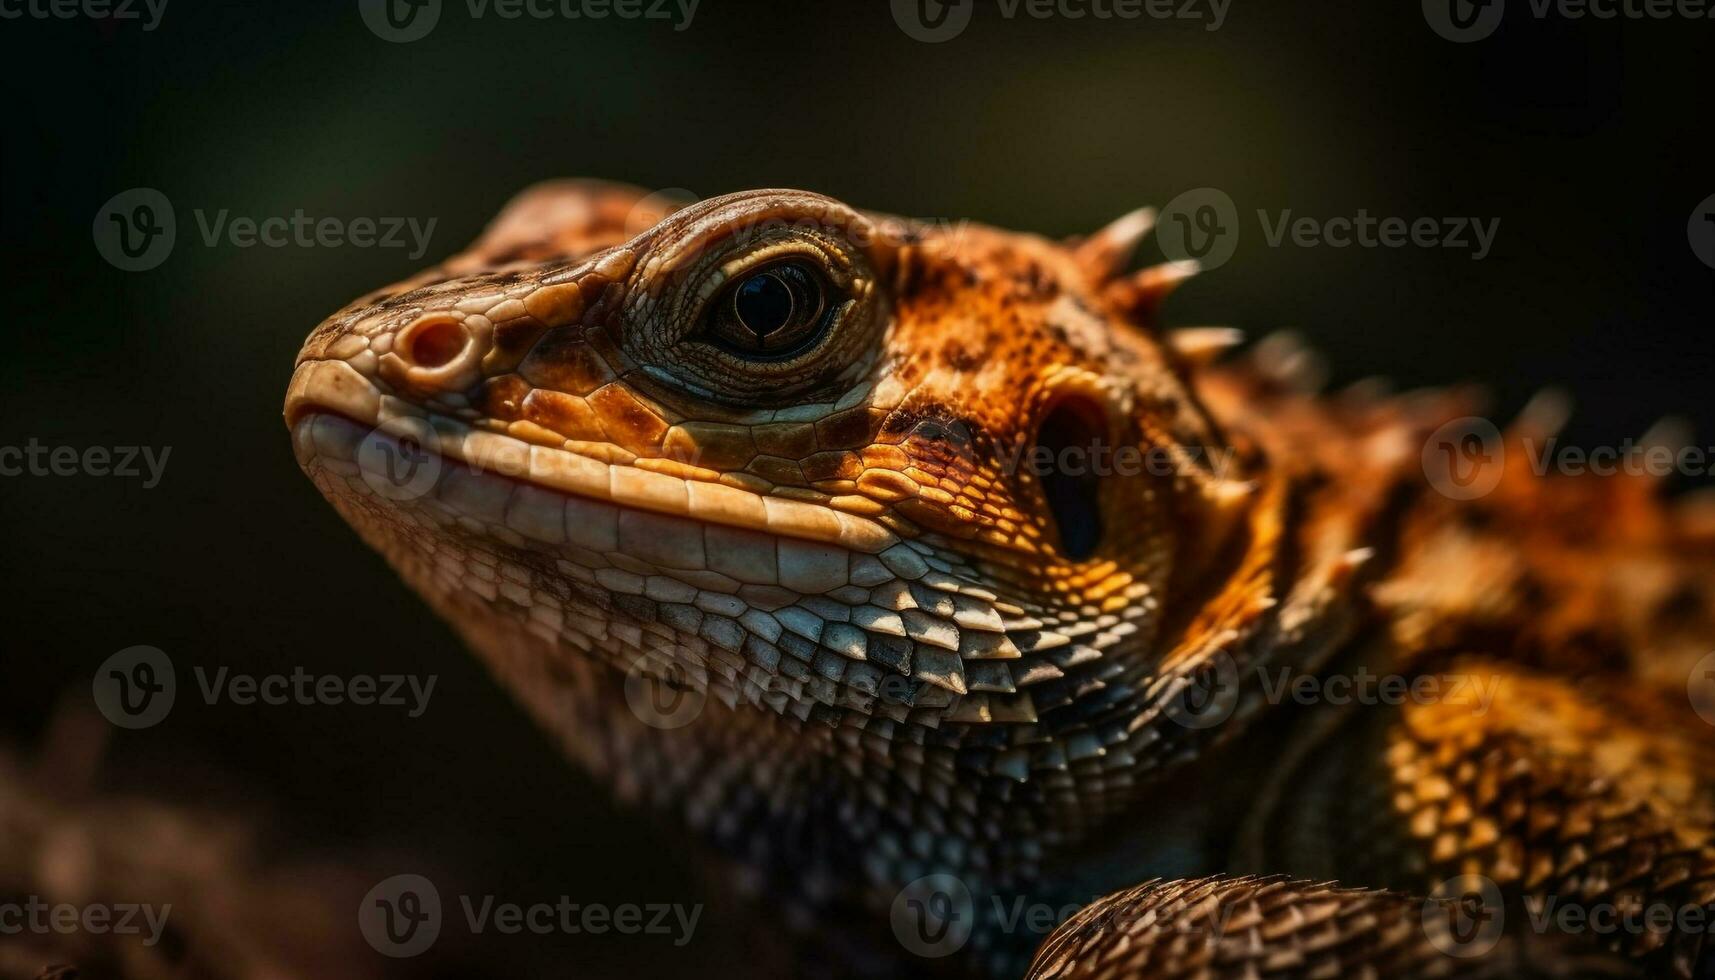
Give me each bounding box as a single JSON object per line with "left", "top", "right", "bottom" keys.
{"left": 624, "top": 191, "right": 886, "bottom": 403}
{"left": 702, "top": 261, "right": 834, "bottom": 359}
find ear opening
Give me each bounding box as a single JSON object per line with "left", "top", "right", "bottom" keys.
{"left": 1033, "top": 394, "right": 1112, "bottom": 562}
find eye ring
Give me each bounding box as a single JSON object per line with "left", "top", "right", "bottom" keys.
{"left": 701, "top": 260, "right": 837, "bottom": 360}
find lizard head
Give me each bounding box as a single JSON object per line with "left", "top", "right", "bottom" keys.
{"left": 286, "top": 183, "right": 1364, "bottom": 830}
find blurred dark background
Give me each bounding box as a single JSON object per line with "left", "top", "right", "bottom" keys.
{"left": 1, "top": 1, "right": 1710, "bottom": 976}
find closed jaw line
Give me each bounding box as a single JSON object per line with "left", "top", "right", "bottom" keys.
{"left": 284, "top": 358, "right": 936, "bottom": 598}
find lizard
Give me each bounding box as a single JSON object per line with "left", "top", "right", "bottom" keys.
{"left": 284, "top": 180, "right": 1715, "bottom": 978}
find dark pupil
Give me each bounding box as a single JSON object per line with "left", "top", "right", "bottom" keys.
{"left": 733, "top": 271, "right": 795, "bottom": 340}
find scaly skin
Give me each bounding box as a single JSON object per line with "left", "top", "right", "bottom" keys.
{"left": 285, "top": 181, "right": 1715, "bottom": 978}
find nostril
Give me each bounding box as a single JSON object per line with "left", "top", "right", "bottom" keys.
{"left": 399, "top": 316, "right": 470, "bottom": 370}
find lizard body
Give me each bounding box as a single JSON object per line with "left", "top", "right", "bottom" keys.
{"left": 286, "top": 181, "right": 1715, "bottom": 978}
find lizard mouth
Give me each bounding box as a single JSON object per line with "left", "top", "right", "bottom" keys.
{"left": 285, "top": 358, "right": 906, "bottom": 583}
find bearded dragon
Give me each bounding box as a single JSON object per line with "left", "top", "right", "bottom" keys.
{"left": 285, "top": 181, "right": 1715, "bottom": 978}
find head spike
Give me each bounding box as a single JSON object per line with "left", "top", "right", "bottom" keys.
{"left": 1251, "top": 331, "right": 1328, "bottom": 394}
{"left": 1167, "top": 327, "right": 1244, "bottom": 367}
{"left": 1514, "top": 387, "right": 1572, "bottom": 439}
{"left": 1103, "top": 259, "right": 1201, "bottom": 325}
{"left": 1641, "top": 415, "right": 1692, "bottom": 454}
{"left": 1072, "top": 206, "right": 1157, "bottom": 282}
